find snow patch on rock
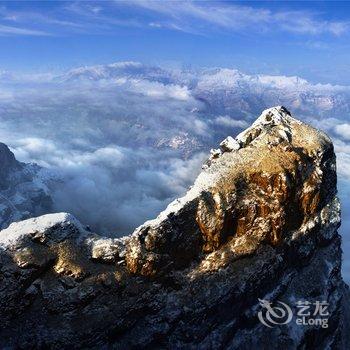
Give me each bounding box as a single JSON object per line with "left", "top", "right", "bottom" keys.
{"left": 0, "top": 212, "right": 84, "bottom": 249}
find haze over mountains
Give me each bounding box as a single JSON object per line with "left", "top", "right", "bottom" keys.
{"left": 0, "top": 61, "right": 349, "bottom": 278}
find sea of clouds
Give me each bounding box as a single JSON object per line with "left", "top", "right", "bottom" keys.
{"left": 0, "top": 62, "right": 349, "bottom": 278}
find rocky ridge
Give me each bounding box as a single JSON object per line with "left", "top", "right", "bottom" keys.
{"left": 0, "top": 106, "right": 349, "bottom": 349}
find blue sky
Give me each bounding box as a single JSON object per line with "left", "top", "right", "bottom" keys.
{"left": 1, "top": 1, "right": 350, "bottom": 84}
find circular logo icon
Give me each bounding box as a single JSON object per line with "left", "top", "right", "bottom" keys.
{"left": 258, "top": 298, "right": 293, "bottom": 328}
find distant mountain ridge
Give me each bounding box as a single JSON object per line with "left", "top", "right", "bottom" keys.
{"left": 60, "top": 61, "right": 350, "bottom": 117}
{"left": 52, "top": 61, "right": 350, "bottom": 156}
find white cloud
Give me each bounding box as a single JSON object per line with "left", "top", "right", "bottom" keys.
{"left": 0, "top": 68, "right": 209, "bottom": 234}
{"left": 0, "top": 24, "right": 49, "bottom": 36}
{"left": 126, "top": 1, "right": 350, "bottom": 36}
{"left": 337, "top": 152, "right": 350, "bottom": 179}
{"left": 129, "top": 80, "right": 191, "bottom": 100}
{"left": 334, "top": 123, "right": 350, "bottom": 140}
{"left": 214, "top": 115, "right": 249, "bottom": 129}
{"left": 0, "top": 1, "right": 348, "bottom": 38}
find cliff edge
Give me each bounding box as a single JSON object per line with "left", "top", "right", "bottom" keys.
{"left": 0, "top": 106, "right": 348, "bottom": 349}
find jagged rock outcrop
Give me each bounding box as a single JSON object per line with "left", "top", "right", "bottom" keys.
{"left": 0, "top": 143, "right": 53, "bottom": 229}
{"left": 0, "top": 106, "right": 349, "bottom": 349}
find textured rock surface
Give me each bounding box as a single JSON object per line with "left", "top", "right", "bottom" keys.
{"left": 0, "top": 106, "right": 349, "bottom": 349}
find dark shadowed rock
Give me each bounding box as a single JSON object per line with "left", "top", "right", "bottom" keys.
{"left": 0, "top": 106, "right": 348, "bottom": 349}
{"left": 0, "top": 142, "right": 22, "bottom": 190}
{"left": 0, "top": 143, "right": 53, "bottom": 229}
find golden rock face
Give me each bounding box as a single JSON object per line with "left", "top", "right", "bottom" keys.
{"left": 196, "top": 160, "right": 323, "bottom": 253}
{"left": 125, "top": 106, "right": 337, "bottom": 276}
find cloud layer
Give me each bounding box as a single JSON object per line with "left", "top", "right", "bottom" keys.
{"left": 0, "top": 62, "right": 350, "bottom": 279}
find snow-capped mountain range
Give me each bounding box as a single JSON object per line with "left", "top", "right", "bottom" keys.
{"left": 60, "top": 61, "right": 350, "bottom": 117}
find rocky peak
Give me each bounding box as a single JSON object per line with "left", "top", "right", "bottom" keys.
{"left": 0, "top": 143, "right": 22, "bottom": 189}
{"left": 0, "top": 144, "right": 54, "bottom": 229}
{"left": 0, "top": 142, "right": 19, "bottom": 164}
{"left": 0, "top": 106, "right": 348, "bottom": 349}
{"left": 126, "top": 105, "right": 338, "bottom": 275}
